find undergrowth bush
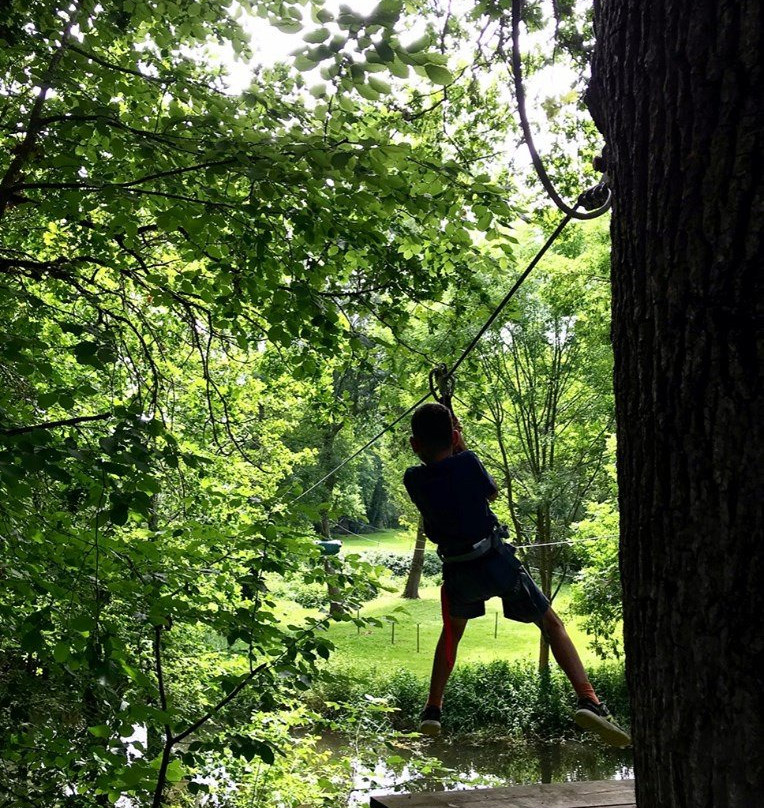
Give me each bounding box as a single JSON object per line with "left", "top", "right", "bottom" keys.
{"left": 309, "top": 660, "right": 628, "bottom": 741}
{"left": 364, "top": 551, "right": 441, "bottom": 578}
{"left": 268, "top": 575, "right": 378, "bottom": 608}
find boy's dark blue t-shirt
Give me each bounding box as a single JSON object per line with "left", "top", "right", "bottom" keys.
{"left": 403, "top": 450, "right": 498, "bottom": 554}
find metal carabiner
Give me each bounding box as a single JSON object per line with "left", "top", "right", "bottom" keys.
{"left": 429, "top": 363, "right": 455, "bottom": 413}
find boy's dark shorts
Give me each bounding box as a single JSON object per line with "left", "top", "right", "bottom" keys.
{"left": 442, "top": 543, "right": 550, "bottom": 622}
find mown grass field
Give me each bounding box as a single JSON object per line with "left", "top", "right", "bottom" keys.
{"left": 275, "top": 528, "right": 606, "bottom": 679}
{"left": 338, "top": 527, "right": 418, "bottom": 554}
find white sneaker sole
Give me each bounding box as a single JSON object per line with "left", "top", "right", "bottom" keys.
{"left": 419, "top": 720, "right": 441, "bottom": 737}
{"left": 575, "top": 709, "right": 631, "bottom": 748}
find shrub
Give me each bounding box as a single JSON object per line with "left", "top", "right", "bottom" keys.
{"left": 363, "top": 551, "right": 441, "bottom": 578}
{"left": 267, "top": 574, "right": 378, "bottom": 609}
{"left": 267, "top": 577, "right": 327, "bottom": 608}
{"left": 309, "top": 660, "right": 629, "bottom": 741}
{"left": 589, "top": 662, "right": 630, "bottom": 718}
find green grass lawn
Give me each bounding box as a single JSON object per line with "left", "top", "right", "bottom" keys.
{"left": 272, "top": 554, "right": 606, "bottom": 680}
{"left": 338, "top": 527, "right": 418, "bottom": 554}
{"left": 271, "top": 527, "right": 611, "bottom": 679}
{"left": 324, "top": 583, "right": 602, "bottom": 678}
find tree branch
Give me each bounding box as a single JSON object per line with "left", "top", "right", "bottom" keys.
{"left": 0, "top": 2, "right": 83, "bottom": 218}
{"left": 2, "top": 412, "right": 111, "bottom": 436}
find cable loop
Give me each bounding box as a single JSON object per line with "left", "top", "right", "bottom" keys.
{"left": 577, "top": 175, "right": 611, "bottom": 212}
{"left": 509, "top": 0, "right": 612, "bottom": 221}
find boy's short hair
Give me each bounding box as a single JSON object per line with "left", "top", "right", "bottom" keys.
{"left": 411, "top": 402, "right": 453, "bottom": 451}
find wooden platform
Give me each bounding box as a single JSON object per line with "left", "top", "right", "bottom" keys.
{"left": 370, "top": 779, "right": 635, "bottom": 808}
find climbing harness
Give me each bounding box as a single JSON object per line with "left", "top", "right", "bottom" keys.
{"left": 437, "top": 524, "right": 509, "bottom": 564}
{"left": 438, "top": 525, "right": 511, "bottom": 665}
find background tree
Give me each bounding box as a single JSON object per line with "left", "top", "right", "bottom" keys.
{"left": 402, "top": 517, "right": 428, "bottom": 599}
{"left": 452, "top": 220, "right": 614, "bottom": 669}
{"left": 569, "top": 435, "right": 622, "bottom": 660}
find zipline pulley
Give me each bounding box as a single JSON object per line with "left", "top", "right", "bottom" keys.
{"left": 429, "top": 363, "right": 455, "bottom": 415}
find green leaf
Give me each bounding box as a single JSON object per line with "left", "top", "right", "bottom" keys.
{"left": 165, "top": 758, "right": 185, "bottom": 783}
{"left": 424, "top": 64, "right": 453, "bottom": 85}
{"left": 37, "top": 391, "right": 59, "bottom": 408}
{"left": 373, "top": 40, "right": 396, "bottom": 63}
{"left": 331, "top": 151, "right": 352, "bottom": 168}
{"left": 274, "top": 20, "right": 302, "bottom": 33}
{"left": 367, "top": 76, "right": 391, "bottom": 95}
{"left": 337, "top": 93, "right": 356, "bottom": 113}
{"left": 404, "top": 34, "right": 431, "bottom": 53}
{"left": 304, "top": 27, "right": 330, "bottom": 43}
{"left": 356, "top": 83, "right": 380, "bottom": 101}
{"left": 294, "top": 54, "right": 316, "bottom": 72}
{"left": 53, "top": 641, "right": 70, "bottom": 663}
{"left": 72, "top": 341, "right": 99, "bottom": 365}
{"left": 88, "top": 724, "right": 111, "bottom": 738}
{"left": 388, "top": 59, "right": 409, "bottom": 78}
{"left": 256, "top": 741, "right": 275, "bottom": 765}
{"left": 109, "top": 500, "right": 130, "bottom": 526}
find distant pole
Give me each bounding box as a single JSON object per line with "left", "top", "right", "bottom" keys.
{"left": 357, "top": 609, "right": 360, "bottom": 635}
{"left": 416, "top": 623, "right": 420, "bottom": 653}
{"left": 494, "top": 612, "right": 498, "bottom": 639}
{"left": 391, "top": 622, "right": 395, "bottom": 645}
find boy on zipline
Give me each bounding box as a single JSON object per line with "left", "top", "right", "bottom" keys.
{"left": 403, "top": 402, "right": 630, "bottom": 747}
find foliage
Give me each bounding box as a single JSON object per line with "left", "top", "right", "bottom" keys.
{"left": 269, "top": 567, "right": 381, "bottom": 608}
{"left": 0, "top": 0, "right": 523, "bottom": 798}
{"left": 308, "top": 659, "right": 629, "bottom": 739}
{"left": 569, "top": 436, "right": 623, "bottom": 659}
{"left": 157, "top": 699, "right": 447, "bottom": 808}
{"left": 363, "top": 550, "right": 441, "bottom": 578}
{"left": 0, "top": 0, "right": 621, "bottom": 803}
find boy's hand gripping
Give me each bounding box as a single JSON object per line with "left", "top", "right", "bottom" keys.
{"left": 452, "top": 416, "right": 467, "bottom": 454}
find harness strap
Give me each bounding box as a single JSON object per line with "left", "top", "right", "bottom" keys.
{"left": 437, "top": 534, "right": 493, "bottom": 564}
{"left": 438, "top": 525, "right": 509, "bottom": 564}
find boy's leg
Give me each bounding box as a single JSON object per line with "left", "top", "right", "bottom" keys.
{"left": 537, "top": 608, "right": 597, "bottom": 703}
{"left": 426, "top": 615, "right": 468, "bottom": 708}
{"left": 538, "top": 608, "right": 631, "bottom": 747}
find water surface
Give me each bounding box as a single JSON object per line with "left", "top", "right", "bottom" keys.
{"left": 317, "top": 732, "right": 633, "bottom": 805}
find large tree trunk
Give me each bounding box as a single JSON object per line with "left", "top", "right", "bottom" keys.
{"left": 589, "top": 2, "right": 763, "bottom": 805}
{"left": 402, "top": 519, "right": 427, "bottom": 599}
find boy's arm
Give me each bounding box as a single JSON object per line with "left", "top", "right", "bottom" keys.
{"left": 452, "top": 416, "right": 467, "bottom": 454}
{"left": 469, "top": 447, "right": 499, "bottom": 501}
{"left": 452, "top": 419, "right": 499, "bottom": 501}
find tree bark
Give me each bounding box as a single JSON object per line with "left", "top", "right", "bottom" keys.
{"left": 403, "top": 518, "right": 427, "bottom": 599}
{"left": 321, "top": 556, "right": 343, "bottom": 618}
{"left": 589, "top": 2, "right": 763, "bottom": 805}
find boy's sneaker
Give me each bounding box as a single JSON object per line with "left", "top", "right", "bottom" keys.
{"left": 419, "top": 705, "right": 442, "bottom": 737}
{"left": 574, "top": 699, "right": 631, "bottom": 748}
